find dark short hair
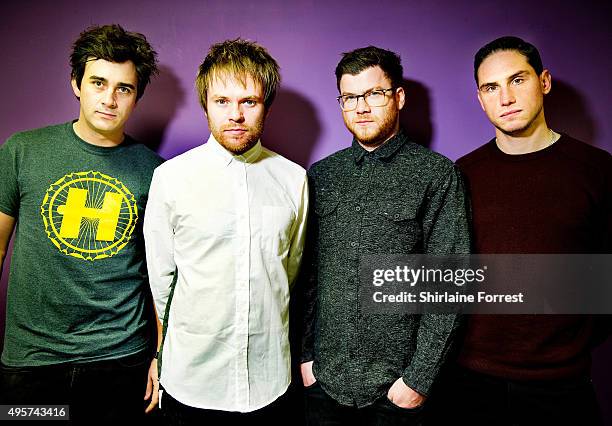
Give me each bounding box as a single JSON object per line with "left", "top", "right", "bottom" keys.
{"left": 196, "top": 38, "right": 281, "bottom": 111}
{"left": 70, "top": 24, "right": 158, "bottom": 100}
{"left": 335, "top": 46, "right": 403, "bottom": 92}
{"left": 474, "top": 36, "right": 544, "bottom": 84}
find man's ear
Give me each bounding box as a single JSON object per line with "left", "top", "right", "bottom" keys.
{"left": 540, "top": 69, "right": 552, "bottom": 95}
{"left": 71, "top": 78, "right": 81, "bottom": 99}
{"left": 395, "top": 87, "right": 406, "bottom": 111}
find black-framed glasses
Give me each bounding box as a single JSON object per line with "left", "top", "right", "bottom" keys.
{"left": 337, "top": 88, "right": 395, "bottom": 111}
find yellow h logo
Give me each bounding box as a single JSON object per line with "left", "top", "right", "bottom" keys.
{"left": 57, "top": 188, "right": 122, "bottom": 241}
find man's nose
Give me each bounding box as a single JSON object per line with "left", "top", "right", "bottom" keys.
{"left": 499, "top": 86, "right": 515, "bottom": 106}
{"left": 102, "top": 89, "right": 117, "bottom": 108}
{"left": 355, "top": 95, "right": 371, "bottom": 113}
{"left": 228, "top": 103, "right": 244, "bottom": 121}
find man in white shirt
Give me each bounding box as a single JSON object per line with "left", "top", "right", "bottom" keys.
{"left": 143, "top": 39, "right": 308, "bottom": 424}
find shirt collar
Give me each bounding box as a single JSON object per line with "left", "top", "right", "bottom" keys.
{"left": 207, "top": 134, "right": 263, "bottom": 167}
{"left": 351, "top": 129, "right": 408, "bottom": 164}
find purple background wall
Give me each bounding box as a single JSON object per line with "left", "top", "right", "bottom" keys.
{"left": 1, "top": 0, "right": 610, "bottom": 420}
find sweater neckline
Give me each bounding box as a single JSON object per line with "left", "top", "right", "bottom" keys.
{"left": 488, "top": 134, "right": 566, "bottom": 162}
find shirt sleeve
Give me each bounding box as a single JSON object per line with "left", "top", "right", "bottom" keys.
{"left": 0, "top": 136, "right": 21, "bottom": 217}
{"left": 402, "top": 164, "right": 470, "bottom": 396}
{"left": 287, "top": 174, "right": 309, "bottom": 288}
{"left": 422, "top": 164, "right": 471, "bottom": 255}
{"left": 298, "top": 171, "right": 317, "bottom": 363}
{"left": 144, "top": 167, "right": 177, "bottom": 323}
{"left": 592, "top": 153, "right": 612, "bottom": 346}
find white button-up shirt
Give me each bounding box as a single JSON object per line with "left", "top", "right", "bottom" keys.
{"left": 144, "top": 135, "right": 308, "bottom": 412}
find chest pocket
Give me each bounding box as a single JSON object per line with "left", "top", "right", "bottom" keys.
{"left": 261, "top": 205, "right": 295, "bottom": 257}
{"left": 373, "top": 203, "right": 422, "bottom": 253}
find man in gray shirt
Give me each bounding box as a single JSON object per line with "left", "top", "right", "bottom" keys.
{"left": 0, "top": 24, "right": 161, "bottom": 422}
{"left": 299, "top": 46, "right": 470, "bottom": 425}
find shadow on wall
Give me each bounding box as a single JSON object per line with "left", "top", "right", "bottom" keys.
{"left": 399, "top": 79, "right": 433, "bottom": 149}
{"left": 126, "top": 65, "right": 186, "bottom": 154}
{"left": 545, "top": 79, "right": 598, "bottom": 146}
{"left": 264, "top": 88, "right": 321, "bottom": 169}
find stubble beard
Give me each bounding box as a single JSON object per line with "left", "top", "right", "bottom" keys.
{"left": 346, "top": 111, "right": 399, "bottom": 148}
{"left": 210, "top": 121, "right": 265, "bottom": 155}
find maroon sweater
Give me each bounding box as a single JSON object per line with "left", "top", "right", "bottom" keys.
{"left": 456, "top": 135, "right": 611, "bottom": 380}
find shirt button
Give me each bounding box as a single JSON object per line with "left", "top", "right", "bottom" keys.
{"left": 394, "top": 213, "right": 400, "bottom": 219}
{"left": 355, "top": 206, "right": 361, "bottom": 211}
{"left": 350, "top": 241, "right": 357, "bottom": 247}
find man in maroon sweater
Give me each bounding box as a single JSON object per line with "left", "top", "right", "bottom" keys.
{"left": 431, "top": 36, "right": 611, "bottom": 425}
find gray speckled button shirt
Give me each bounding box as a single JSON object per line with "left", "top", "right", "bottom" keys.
{"left": 300, "top": 130, "right": 470, "bottom": 407}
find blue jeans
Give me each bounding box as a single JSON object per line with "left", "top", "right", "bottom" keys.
{"left": 304, "top": 381, "right": 425, "bottom": 426}
{"left": 0, "top": 351, "right": 151, "bottom": 425}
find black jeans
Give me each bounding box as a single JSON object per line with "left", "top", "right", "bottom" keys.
{"left": 427, "top": 366, "right": 602, "bottom": 426}
{"left": 162, "top": 389, "right": 290, "bottom": 425}
{"left": 304, "top": 381, "right": 424, "bottom": 426}
{"left": 0, "top": 351, "right": 151, "bottom": 425}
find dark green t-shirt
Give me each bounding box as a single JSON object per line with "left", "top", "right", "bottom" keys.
{"left": 0, "top": 121, "right": 163, "bottom": 366}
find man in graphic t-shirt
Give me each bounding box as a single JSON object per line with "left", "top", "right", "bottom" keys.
{"left": 0, "top": 24, "right": 163, "bottom": 422}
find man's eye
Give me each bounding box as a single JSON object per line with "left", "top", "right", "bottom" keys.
{"left": 483, "top": 85, "right": 497, "bottom": 93}
{"left": 117, "top": 87, "right": 132, "bottom": 94}
{"left": 343, "top": 95, "right": 357, "bottom": 102}
{"left": 243, "top": 100, "right": 257, "bottom": 106}
{"left": 511, "top": 78, "right": 524, "bottom": 85}
{"left": 368, "top": 90, "right": 385, "bottom": 99}
{"left": 215, "top": 99, "right": 228, "bottom": 105}
{"left": 93, "top": 81, "right": 104, "bottom": 87}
